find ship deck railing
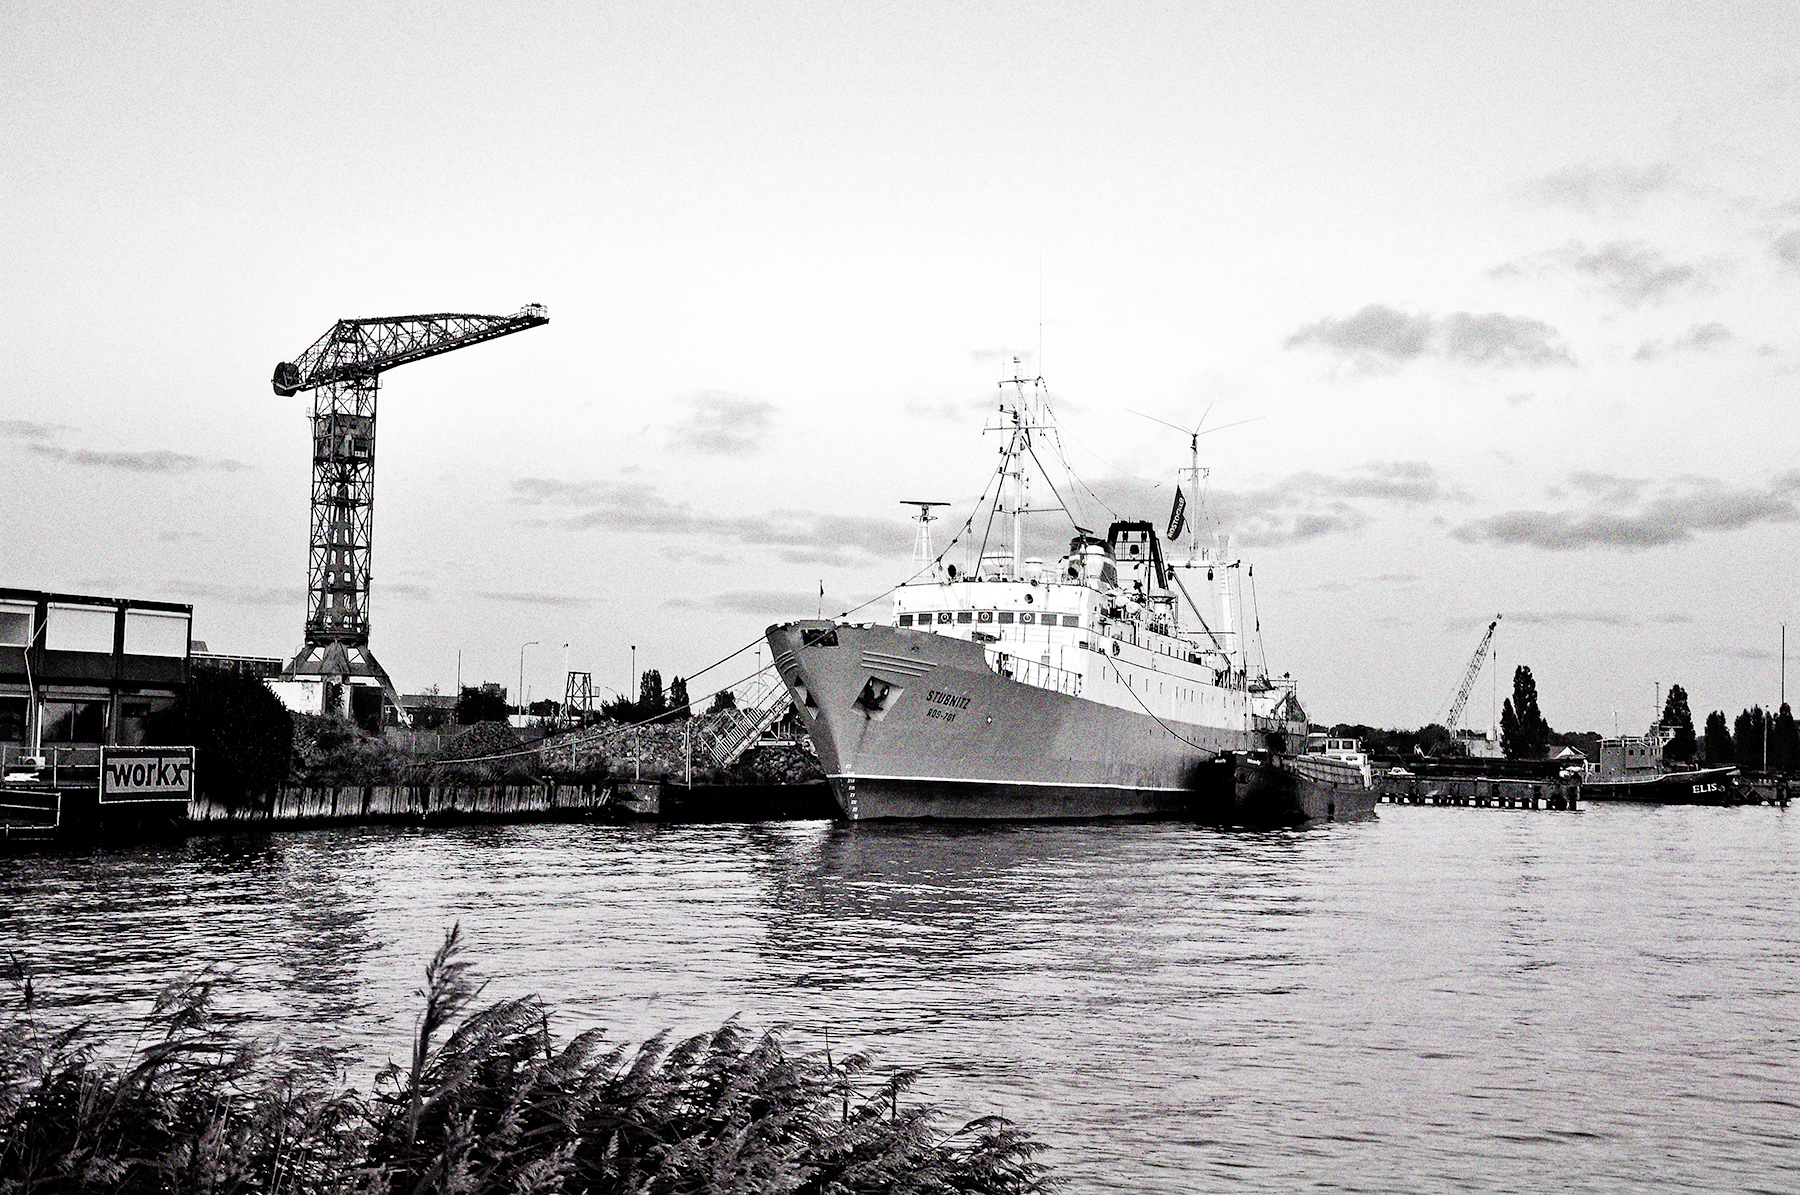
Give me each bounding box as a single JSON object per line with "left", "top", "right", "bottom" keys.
{"left": 983, "top": 646, "right": 1082, "bottom": 697}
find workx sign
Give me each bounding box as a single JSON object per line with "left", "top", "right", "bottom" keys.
{"left": 100, "top": 747, "right": 195, "bottom": 804}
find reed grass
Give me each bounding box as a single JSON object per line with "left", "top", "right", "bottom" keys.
{"left": 0, "top": 932, "right": 1052, "bottom": 1194}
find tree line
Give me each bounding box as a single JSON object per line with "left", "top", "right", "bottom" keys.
{"left": 1663, "top": 684, "right": 1799, "bottom": 772}
{"left": 1328, "top": 665, "right": 1800, "bottom": 774}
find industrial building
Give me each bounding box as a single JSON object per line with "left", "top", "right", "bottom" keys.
{"left": 0, "top": 587, "right": 192, "bottom": 767}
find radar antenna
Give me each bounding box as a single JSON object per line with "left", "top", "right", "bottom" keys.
{"left": 902, "top": 500, "right": 950, "bottom": 567}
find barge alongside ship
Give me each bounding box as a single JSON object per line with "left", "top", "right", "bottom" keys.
{"left": 768, "top": 366, "right": 1376, "bottom": 826}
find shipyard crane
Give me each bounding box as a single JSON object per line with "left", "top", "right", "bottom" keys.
{"left": 272, "top": 306, "right": 549, "bottom": 725}
{"left": 1444, "top": 614, "right": 1502, "bottom": 737}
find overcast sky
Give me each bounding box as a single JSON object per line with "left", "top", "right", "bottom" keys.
{"left": 5, "top": 0, "right": 1797, "bottom": 734}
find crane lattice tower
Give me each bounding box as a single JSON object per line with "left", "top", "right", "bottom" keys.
{"left": 272, "top": 306, "right": 549, "bottom": 723}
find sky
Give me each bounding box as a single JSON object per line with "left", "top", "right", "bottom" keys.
{"left": 4, "top": 0, "right": 1798, "bottom": 735}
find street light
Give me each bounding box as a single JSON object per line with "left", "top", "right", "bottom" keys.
{"left": 518, "top": 641, "right": 538, "bottom": 715}
{"left": 631, "top": 644, "right": 636, "bottom": 703}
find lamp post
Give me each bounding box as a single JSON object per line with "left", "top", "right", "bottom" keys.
{"left": 518, "top": 641, "right": 538, "bottom": 715}
{"left": 631, "top": 645, "right": 637, "bottom": 703}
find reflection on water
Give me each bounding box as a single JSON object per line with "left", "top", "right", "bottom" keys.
{"left": 2, "top": 807, "right": 1797, "bottom": 1193}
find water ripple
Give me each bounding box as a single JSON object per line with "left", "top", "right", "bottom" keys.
{"left": 1, "top": 805, "right": 1796, "bottom": 1192}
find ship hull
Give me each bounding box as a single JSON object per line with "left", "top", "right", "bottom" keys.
{"left": 768, "top": 620, "right": 1278, "bottom": 822}
{"left": 1582, "top": 767, "right": 1739, "bottom": 805}
{"left": 832, "top": 767, "right": 1229, "bottom": 821}
{"left": 1226, "top": 753, "right": 1381, "bottom": 827}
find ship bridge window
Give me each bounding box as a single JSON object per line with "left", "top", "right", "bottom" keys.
{"left": 897, "top": 614, "right": 914, "bottom": 626}
{"left": 1019, "top": 612, "right": 1036, "bottom": 624}
{"left": 977, "top": 611, "right": 994, "bottom": 623}
{"left": 936, "top": 612, "right": 954, "bottom": 624}
{"left": 801, "top": 627, "right": 839, "bottom": 648}
{"left": 1061, "top": 615, "right": 1080, "bottom": 627}
{"left": 956, "top": 612, "right": 973, "bottom": 624}
{"left": 997, "top": 611, "right": 1015, "bottom": 624}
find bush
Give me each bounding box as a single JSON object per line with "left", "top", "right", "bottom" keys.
{"left": 294, "top": 713, "right": 423, "bottom": 785}
{"left": 433, "top": 722, "right": 540, "bottom": 785}
{"left": 0, "top": 932, "right": 1052, "bottom": 1194}
{"left": 148, "top": 666, "right": 294, "bottom": 803}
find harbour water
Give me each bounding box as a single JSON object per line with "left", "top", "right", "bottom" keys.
{"left": 3, "top": 805, "right": 1797, "bottom": 1192}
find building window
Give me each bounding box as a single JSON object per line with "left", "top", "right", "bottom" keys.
{"left": 46, "top": 605, "right": 116, "bottom": 653}
{"left": 0, "top": 606, "right": 32, "bottom": 648}
{"left": 124, "top": 610, "right": 190, "bottom": 657}
{"left": 40, "top": 701, "right": 106, "bottom": 744}
{"left": 0, "top": 697, "right": 24, "bottom": 744}
{"left": 117, "top": 699, "right": 173, "bottom": 746}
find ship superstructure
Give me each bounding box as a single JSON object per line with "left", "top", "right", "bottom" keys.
{"left": 767, "top": 366, "right": 1313, "bottom": 821}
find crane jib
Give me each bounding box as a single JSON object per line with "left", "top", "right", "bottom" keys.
{"left": 271, "top": 306, "right": 548, "bottom": 396}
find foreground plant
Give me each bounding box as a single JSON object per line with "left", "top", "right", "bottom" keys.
{"left": 0, "top": 933, "right": 1051, "bottom": 1194}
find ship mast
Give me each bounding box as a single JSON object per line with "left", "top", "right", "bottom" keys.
{"left": 996, "top": 359, "right": 1040, "bottom": 577}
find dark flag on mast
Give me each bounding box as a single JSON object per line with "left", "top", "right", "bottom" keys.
{"left": 1167, "top": 487, "right": 1188, "bottom": 541}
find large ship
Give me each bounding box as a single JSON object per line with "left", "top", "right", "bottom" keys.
{"left": 766, "top": 367, "right": 1376, "bottom": 825}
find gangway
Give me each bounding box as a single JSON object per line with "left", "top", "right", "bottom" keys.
{"left": 694, "top": 668, "right": 791, "bottom": 768}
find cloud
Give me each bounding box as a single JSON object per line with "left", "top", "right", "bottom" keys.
{"left": 1494, "top": 241, "right": 1717, "bottom": 307}
{"left": 26, "top": 444, "right": 249, "bottom": 473}
{"left": 1082, "top": 461, "right": 1459, "bottom": 548}
{"left": 668, "top": 590, "right": 816, "bottom": 616}
{"left": 969, "top": 347, "right": 1034, "bottom": 366}
{"left": 1567, "top": 241, "right": 1710, "bottom": 306}
{"left": 906, "top": 394, "right": 999, "bottom": 420}
{"left": 1260, "top": 461, "right": 1456, "bottom": 508}
{"left": 1454, "top": 476, "right": 1797, "bottom": 550}
{"left": 1526, "top": 161, "right": 1675, "bottom": 212}
{"left": 1502, "top": 610, "right": 1639, "bottom": 627}
{"left": 476, "top": 590, "right": 597, "bottom": 607}
{"left": 666, "top": 392, "right": 775, "bottom": 455}
{"left": 1, "top": 419, "right": 64, "bottom": 439}
{"left": 511, "top": 477, "right": 913, "bottom": 559}
{"left": 1559, "top": 472, "right": 1651, "bottom": 506}
{"left": 161, "top": 582, "right": 305, "bottom": 607}
{"left": 1286, "top": 305, "right": 1572, "bottom": 370}
{"left": 1773, "top": 229, "right": 1800, "bottom": 271}
{"left": 1701, "top": 645, "right": 1774, "bottom": 662}
{"left": 1633, "top": 322, "right": 1732, "bottom": 361}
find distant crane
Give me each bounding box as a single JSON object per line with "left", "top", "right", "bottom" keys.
{"left": 1444, "top": 615, "right": 1502, "bottom": 737}
{"left": 272, "top": 306, "right": 549, "bottom": 724}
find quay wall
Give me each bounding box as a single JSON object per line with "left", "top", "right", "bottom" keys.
{"left": 188, "top": 782, "right": 610, "bottom": 827}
